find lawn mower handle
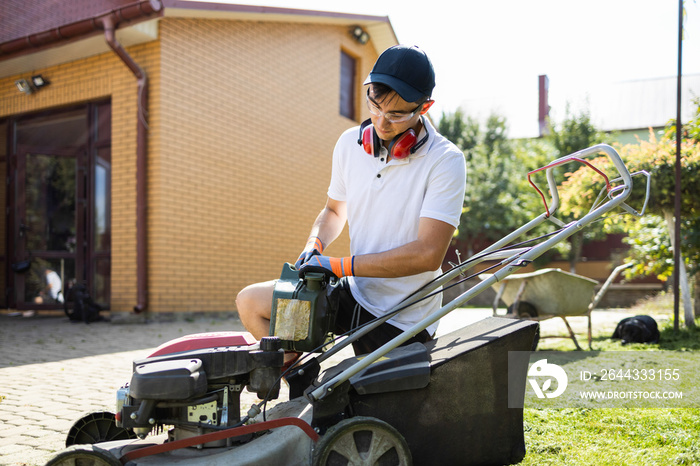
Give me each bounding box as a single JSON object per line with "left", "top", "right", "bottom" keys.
{"left": 308, "top": 144, "right": 636, "bottom": 402}
{"left": 530, "top": 144, "right": 632, "bottom": 221}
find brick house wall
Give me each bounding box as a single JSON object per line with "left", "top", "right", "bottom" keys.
{"left": 1, "top": 15, "right": 381, "bottom": 314}
{"left": 149, "top": 17, "right": 374, "bottom": 312}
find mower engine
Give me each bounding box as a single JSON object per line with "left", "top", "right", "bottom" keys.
{"left": 113, "top": 263, "right": 335, "bottom": 446}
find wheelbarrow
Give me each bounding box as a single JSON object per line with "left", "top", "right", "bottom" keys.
{"left": 480, "top": 262, "right": 633, "bottom": 350}
{"left": 45, "top": 145, "right": 649, "bottom": 465}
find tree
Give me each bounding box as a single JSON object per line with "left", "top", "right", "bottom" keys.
{"left": 559, "top": 103, "right": 700, "bottom": 327}
{"left": 439, "top": 111, "right": 535, "bottom": 257}
{"left": 546, "top": 106, "right": 607, "bottom": 273}
{"left": 438, "top": 108, "right": 479, "bottom": 156}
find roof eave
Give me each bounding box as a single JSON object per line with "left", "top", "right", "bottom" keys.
{"left": 160, "top": 1, "right": 397, "bottom": 55}
{"left": 0, "top": 0, "right": 164, "bottom": 62}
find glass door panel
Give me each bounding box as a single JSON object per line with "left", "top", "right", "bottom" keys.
{"left": 92, "top": 147, "right": 111, "bottom": 306}
{"left": 25, "top": 154, "right": 77, "bottom": 252}
{"left": 16, "top": 152, "right": 79, "bottom": 308}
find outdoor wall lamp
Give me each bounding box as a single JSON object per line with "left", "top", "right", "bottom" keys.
{"left": 15, "top": 74, "right": 50, "bottom": 94}
{"left": 15, "top": 79, "right": 33, "bottom": 94}
{"left": 31, "top": 74, "right": 50, "bottom": 88}
{"left": 351, "top": 26, "right": 370, "bottom": 45}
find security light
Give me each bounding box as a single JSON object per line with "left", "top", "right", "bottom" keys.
{"left": 31, "top": 74, "right": 49, "bottom": 88}
{"left": 14, "top": 74, "right": 50, "bottom": 95}
{"left": 351, "top": 26, "right": 370, "bottom": 45}
{"left": 15, "top": 79, "right": 33, "bottom": 94}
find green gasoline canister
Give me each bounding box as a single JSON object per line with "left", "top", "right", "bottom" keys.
{"left": 269, "top": 263, "right": 336, "bottom": 353}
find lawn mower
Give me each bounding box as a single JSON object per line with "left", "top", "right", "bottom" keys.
{"left": 46, "top": 144, "right": 649, "bottom": 465}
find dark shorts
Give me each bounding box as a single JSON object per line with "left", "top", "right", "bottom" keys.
{"left": 328, "top": 277, "right": 432, "bottom": 356}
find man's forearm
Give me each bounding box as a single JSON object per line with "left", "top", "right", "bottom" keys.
{"left": 299, "top": 206, "right": 455, "bottom": 280}
{"left": 353, "top": 218, "right": 455, "bottom": 278}
{"left": 352, "top": 240, "right": 447, "bottom": 278}
{"left": 307, "top": 199, "right": 347, "bottom": 251}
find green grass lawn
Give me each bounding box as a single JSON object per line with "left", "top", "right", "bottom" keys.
{"left": 521, "top": 408, "right": 700, "bottom": 465}
{"left": 519, "top": 296, "right": 700, "bottom": 465}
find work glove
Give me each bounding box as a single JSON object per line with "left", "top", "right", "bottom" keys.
{"left": 294, "top": 236, "right": 324, "bottom": 270}
{"left": 298, "top": 252, "right": 355, "bottom": 279}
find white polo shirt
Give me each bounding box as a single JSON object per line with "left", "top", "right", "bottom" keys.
{"left": 327, "top": 118, "right": 466, "bottom": 335}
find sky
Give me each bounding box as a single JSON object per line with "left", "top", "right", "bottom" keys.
{"left": 244, "top": 0, "right": 700, "bottom": 137}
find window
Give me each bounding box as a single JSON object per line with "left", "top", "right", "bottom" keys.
{"left": 340, "top": 50, "right": 357, "bottom": 120}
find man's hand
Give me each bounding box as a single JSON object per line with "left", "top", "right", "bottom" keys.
{"left": 294, "top": 236, "right": 324, "bottom": 270}
{"left": 298, "top": 253, "right": 354, "bottom": 279}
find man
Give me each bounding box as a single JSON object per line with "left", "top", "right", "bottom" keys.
{"left": 35, "top": 268, "right": 64, "bottom": 304}
{"left": 236, "top": 45, "right": 466, "bottom": 355}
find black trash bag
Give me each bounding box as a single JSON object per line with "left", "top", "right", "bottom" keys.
{"left": 64, "top": 281, "right": 103, "bottom": 324}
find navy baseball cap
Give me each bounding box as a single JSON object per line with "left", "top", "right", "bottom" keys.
{"left": 363, "top": 45, "right": 435, "bottom": 103}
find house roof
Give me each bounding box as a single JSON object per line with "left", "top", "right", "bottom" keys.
{"left": 0, "top": 0, "right": 397, "bottom": 79}
{"left": 586, "top": 74, "right": 700, "bottom": 132}
{"left": 0, "top": 0, "right": 151, "bottom": 44}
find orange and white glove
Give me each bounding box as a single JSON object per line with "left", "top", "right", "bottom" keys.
{"left": 294, "top": 236, "right": 324, "bottom": 270}
{"left": 298, "top": 252, "right": 355, "bottom": 279}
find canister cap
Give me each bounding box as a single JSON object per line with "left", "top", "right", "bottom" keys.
{"left": 260, "top": 336, "right": 282, "bottom": 352}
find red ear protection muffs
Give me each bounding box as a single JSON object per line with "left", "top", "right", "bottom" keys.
{"left": 357, "top": 119, "right": 427, "bottom": 160}
{"left": 386, "top": 129, "right": 418, "bottom": 159}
